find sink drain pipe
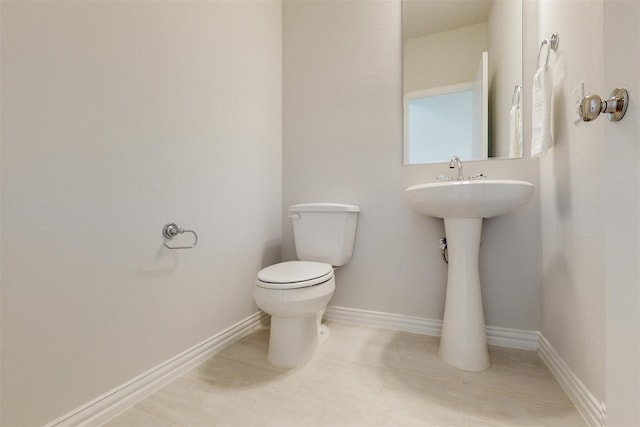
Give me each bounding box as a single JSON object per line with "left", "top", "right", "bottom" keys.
{"left": 439, "top": 238, "right": 448, "bottom": 264}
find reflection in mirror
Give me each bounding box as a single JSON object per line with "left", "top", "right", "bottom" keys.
{"left": 403, "top": 0, "right": 523, "bottom": 165}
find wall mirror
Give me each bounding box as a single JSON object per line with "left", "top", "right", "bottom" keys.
{"left": 403, "top": 0, "right": 523, "bottom": 165}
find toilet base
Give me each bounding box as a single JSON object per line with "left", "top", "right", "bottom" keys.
{"left": 268, "top": 314, "right": 324, "bottom": 368}
{"left": 318, "top": 323, "right": 330, "bottom": 347}
{"left": 254, "top": 276, "right": 335, "bottom": 368}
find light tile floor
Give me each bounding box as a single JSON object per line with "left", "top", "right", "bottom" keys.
{"left": 104, "top": 321, "right": 585, "bottom": 426}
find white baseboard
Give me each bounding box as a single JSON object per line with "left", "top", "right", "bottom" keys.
{"left": 487, "top": 325, "right": 539, "bottom": 350}
{"left": 324, "top": 306, "right": 538, "bottom": 350}
{"left": 325, "top": 305, "right": 443, "bottom": 336}
{"left": 47, "top": 311, "right": 269, "bottom": 427}
{"left": 538, "top": 334, "right": 606, "bottom": 427}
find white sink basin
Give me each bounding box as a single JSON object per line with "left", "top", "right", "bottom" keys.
{"left": 404, "top": 179, "right": 535, "bottom": 371}
{"left": 405, "top": 180, "right": 535, "bottom": 219}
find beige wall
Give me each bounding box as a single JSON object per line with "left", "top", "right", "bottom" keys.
{"left": 283, "top": 0, "right": 540, "bottom": 331}
{"left": 404, "top": 23, "right": 488, "bottom": 93}
{"left": 0, "top": 1, "right": 282, "bottom": 425}
{"left": 537, "top": 0, "right": 606, "bottom": 403}
{"left": 603, "top": 1, "right": 640, "bottom": 423}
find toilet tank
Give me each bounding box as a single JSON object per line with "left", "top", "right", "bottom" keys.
{"left": 289, "top": 203, "right": 360, "bottom": 266}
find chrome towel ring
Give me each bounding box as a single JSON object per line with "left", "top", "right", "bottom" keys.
{"left": 537, "top": 33, "right": 559, "bottom": 69}
{"left": 162, "top": 222, "right": 198, "bottom": 249}
{"left": 512, "top": 84, "right": 522, "bottom": 106}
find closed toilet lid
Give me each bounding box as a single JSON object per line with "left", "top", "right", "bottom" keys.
{"left": 256, "top": 261, "right": 333, "bottom": 290}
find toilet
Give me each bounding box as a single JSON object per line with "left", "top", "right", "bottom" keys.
{"left": 253, "top": 203, "right": 360, "bottom": 367}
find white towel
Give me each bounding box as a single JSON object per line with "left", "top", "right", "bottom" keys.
{"left": 509, "top": 103, "right": 523, "bottom": 157}
{"left": 531, "top": 65, "right": 553, "bottom": 157}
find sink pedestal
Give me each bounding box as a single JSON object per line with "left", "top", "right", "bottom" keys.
{"left": 440, "top": 218, "right": 489, "bottom": 371}
{"left": 404, "top": 179, "right": 536, "bottom": 371}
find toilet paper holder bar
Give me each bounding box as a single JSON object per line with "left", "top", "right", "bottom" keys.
{"left": 162, "top": 222, "right": 198, "bottom": 249}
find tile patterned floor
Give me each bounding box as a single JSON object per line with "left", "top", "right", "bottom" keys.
{"left": 104, "top": 321, "right": 585, "bottom": 426}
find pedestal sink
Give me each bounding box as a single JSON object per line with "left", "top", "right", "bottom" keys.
{"left": 405, "top": 180, "right": 535, "bottom": 371}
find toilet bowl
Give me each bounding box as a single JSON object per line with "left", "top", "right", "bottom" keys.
{"left": 254, "top": 261, "right": 335, "bottom": 367}
{"left": 253, "top": 203, "right": 359, "bottom": 368}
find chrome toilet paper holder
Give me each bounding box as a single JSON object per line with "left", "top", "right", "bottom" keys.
{"left": 162, "top": 222, "right": 198, "bottom": 249}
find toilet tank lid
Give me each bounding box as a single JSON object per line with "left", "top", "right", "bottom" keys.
{"left": 289, "top": 203, "right": 360, "bottom": 213}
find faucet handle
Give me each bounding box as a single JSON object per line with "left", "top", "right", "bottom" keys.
{"left": 469, "top": 173, "right": 487, "bottom": 180}
{"left": 437, "top": 175, "right": 452, "bottom": 182}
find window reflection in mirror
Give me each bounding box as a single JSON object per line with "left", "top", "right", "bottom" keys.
{"left": 403, "top": 0, "right": 523, "bottom": 165}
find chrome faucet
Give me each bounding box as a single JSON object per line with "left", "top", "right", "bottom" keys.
{"left": 449, "top": 155, "right": 464, "bottom": 181}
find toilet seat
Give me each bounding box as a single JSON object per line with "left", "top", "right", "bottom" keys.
{"left": 256, "top": 261, "right": 333, "bottom": 290}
